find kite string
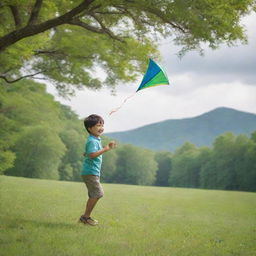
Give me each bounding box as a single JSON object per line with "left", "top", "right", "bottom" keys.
{"left": 109, "top": 92, "right": 137, "bottom": 115}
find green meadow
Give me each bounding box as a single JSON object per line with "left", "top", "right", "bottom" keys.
{"left": 0, "top": 176, "right": 255, "bottom": 256}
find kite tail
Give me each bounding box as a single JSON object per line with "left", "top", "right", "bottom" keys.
{"left": 109, "top": 93, "right": 136, "bottom": 115}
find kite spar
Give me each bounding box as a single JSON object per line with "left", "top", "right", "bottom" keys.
{"left": 109, "top": 59, "right": 170, "bottom": 115}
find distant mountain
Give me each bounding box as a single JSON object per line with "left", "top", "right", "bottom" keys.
{"left": 105, "top": 107, "right": 256, "bottom": 151}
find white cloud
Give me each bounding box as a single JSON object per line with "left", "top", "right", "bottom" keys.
{"left": 163, "top": 13, "right": 256, "bottom": 84}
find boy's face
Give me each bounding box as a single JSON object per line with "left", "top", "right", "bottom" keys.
{"left": 88, "top": 122, "right": 104, "bottom": 137}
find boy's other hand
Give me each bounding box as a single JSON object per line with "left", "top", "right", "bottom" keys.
{"left": 108, "top": 141, "right": 117, "bottom": 149}
{"left": 103, "top": 141, "right": 117, "bottom": 152}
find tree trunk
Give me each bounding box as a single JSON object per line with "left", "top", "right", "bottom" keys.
{"left": 0, "top": 0, "right": 95, "bottom": 52}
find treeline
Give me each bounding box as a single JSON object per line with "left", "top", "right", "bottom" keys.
{"left": 156, "top": 134, "right": 256, "bottom": 192}
{"left": 1, "top": 80, "right": 84, "bottom": 181}
{"left": 101, "top": 133, "right": 256, "bottom": 192}
{"left": 1, "top": 80, "right": 256, "bottom": 192}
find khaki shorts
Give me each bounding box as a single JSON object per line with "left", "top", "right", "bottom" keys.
{"left": 81, "top": 175, "right": 104, "bottom": 199}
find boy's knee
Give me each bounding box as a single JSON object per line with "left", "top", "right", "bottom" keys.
{"left": 97, "top": 191, "right": 104, "bottom": 199}
{"left": 88, "top": 188, "right": 104, "bottom": 199}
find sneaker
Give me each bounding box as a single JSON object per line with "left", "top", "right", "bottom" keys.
{"left": 79, "top": 216, "right": 98, "bottom": 226}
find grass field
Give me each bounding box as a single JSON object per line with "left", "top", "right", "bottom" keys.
{"left": 0, "top": 176, "right": 255, "bottom": 256}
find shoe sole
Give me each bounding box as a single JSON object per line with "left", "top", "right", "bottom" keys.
{"left": 78, "top": 219, "right": 98, "bottom": 226}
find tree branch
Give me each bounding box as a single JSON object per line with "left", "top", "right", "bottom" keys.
{"left": 34, "top": 49, "right": 60, "bottom": 55}
{"left": 27, "top": 0, "right": 43, "bottom": 25}
{"left": 9, "top": 5, "right": 22, "bottom": 28}
{"left": 144, "top": 7, "right": 187, "bottom": 33}
{"left": 94, "top": 10, "right": 124, "bottom": 15}
{"left": 116, "top": 6, "right": 155, "bottom": 28}
{"left": 0, "top": 70, "right": 46, "bottom": 83}
{"left": 69, "top": 17, "right": 125, "bottom": 42}
{"left": 34, "top": 49, "right": 95, "bottom": 60}
{"left": 91, "top": 13, "right": 126, "bottom": 42}
{"left": 68, "top": 18, "right": 103, "bottom": 33}
{"left": 0, "top": 0, "right": 96, "bottom": 52}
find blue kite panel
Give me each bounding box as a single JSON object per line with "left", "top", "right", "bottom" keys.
{"left": 137, "top": 59, "right": 161, "bottom": 91}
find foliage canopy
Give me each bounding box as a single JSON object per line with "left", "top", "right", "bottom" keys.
{"left": 0, "top": 0, "right": 255, "bottom": 95}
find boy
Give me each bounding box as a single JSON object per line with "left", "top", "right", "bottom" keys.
{"left": 79, "top": 114, "right": 116, "bottom": 226}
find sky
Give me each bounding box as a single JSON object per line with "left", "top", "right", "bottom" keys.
{"left": 47, "top": 13, "right": 256, "bottom": 133}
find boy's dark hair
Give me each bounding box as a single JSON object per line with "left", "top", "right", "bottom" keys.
{"left": 84, "top": 114, "right": 104, "bottom": 133}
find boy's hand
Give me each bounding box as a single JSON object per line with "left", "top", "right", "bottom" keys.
{"left": 108, "top": 141, "right": 117, "bottom": 149}
{"left": 102, "top": 141, "right": 117, "bottom": 154}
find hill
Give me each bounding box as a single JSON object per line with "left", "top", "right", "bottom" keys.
{"left": 106, "top": 107, "right": 256, "bottom": 151}
{"left": 1, "top": 176, "right": 255, "bottom": 256}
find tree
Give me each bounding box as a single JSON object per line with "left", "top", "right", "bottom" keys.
{"left": 6, "top": 125, "right": 66, "bottom": 179}
{"left": 169, "top": 142, "right": 200, "bottom": 188}
{"left": 199, "top": 147, "right": 215, "bottom": 189}
{"left": 58, "top": 105, "right": 85, "bottom": 180}
{"left": 101, "top": 147, "right": 118, "bottom": 183}
{"left": 236, "top": 132, "right": 256, "bottom": 191}
{"left": 0, "top": 147, "right": 16, "bottom": 174}
{"left": 0, "top": 100, "right": 17, "bottom": 173}
{"left": 0, "top": 78, "right": 91, "bottom": 180}
{"left": 114, "top": 144, "right": 157, "bottom": 185}
{"left": 212, "top": 133, "right": 239, "bottom": 190}
{"left": 58, "top": 129, "right": 84, "bottom": 181}
{"left": 200, "top": 156, "right": 217, "bottom": 189}
{"left": 1, "top": 0, "right": 254, "bottom": 95}
{"left": 0, "top": 79, "right": 63, "bottom": 174}
{"left": 200, "top": 132, "right": 256, "bottom": 191}
{"left": 154, "top": 151, "right": 172, "bottom": 186}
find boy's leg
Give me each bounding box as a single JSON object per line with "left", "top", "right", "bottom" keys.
{"left": 80, "top": 175, "right": 104, "bottom": 225}
{"left": 84, "top": 197, "right": 99, "bottom": 218}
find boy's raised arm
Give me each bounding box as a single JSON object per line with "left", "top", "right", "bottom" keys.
{"left": 89, "top": 141, "right": 116, "bottom": 159}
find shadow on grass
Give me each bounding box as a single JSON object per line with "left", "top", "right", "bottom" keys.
{"left": 2, "top": 217, "right": 85, "bottom": 230}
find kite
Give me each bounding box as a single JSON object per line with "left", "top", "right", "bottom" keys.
{"left": 109, "top": 59, "right": 170, "bottom": 115}
{"left": 136, "top": 58, "right": 170, "bottom": 92}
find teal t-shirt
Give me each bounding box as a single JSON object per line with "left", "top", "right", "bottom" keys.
{"left": 81, "top": 135, "right": 102, "bottom": 176}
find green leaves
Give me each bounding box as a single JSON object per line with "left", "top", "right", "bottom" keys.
{"left": 1, "top": 0, "right": 254, "bottom": 95}
{"left": 0, "top": 150, "right": 16, "bottom": 174}
{"left": 6, "top": 125, "right": 66, "bottom": 179}
{"left": 0, "top": 79, "right": 83, "bottom": 179}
